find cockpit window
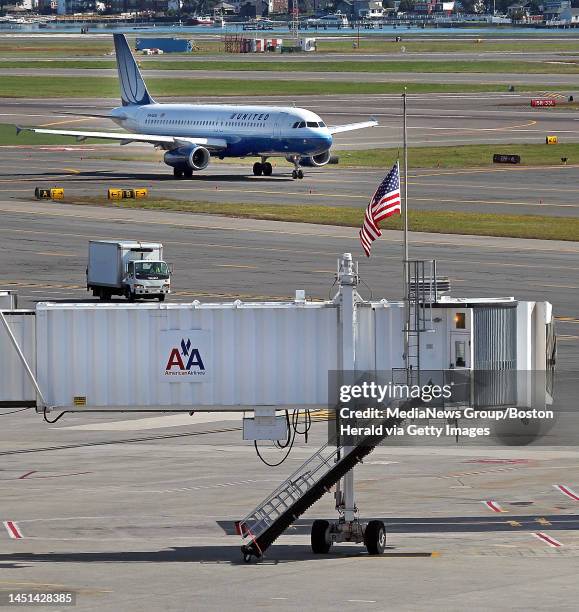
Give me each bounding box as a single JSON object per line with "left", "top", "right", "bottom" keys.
{"left": 307, "top": 121, "right": 318, "bottom": 127}
{"left": 318, "top": 121, "right": 326, "bottom": 127}
{"left": 292, "top": 121, "right": 300, "bottom": 128}
{"left": 297, "top": 121, "right": 306, "bottom": 128}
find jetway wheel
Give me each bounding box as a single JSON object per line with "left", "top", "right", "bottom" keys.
{"left": 311, "top": 519, "right": 331, "bottom": 554}
{"left": 364, "top": 520, "right": 386, "bottom": 555}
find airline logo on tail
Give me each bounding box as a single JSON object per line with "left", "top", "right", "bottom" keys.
{"left": 113, "top": 33, "right": 154, "bottom": 107}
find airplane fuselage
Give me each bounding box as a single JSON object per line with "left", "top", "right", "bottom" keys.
{"left": 112, "top": 103, "right": 333, "bottom": 158}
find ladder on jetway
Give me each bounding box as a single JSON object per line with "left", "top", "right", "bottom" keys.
{"left": 237, "top": 411, "right": 404, "bottom": 561}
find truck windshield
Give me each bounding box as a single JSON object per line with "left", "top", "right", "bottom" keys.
{"left": 134, "top": 261, "right": 169, "bottom": 280}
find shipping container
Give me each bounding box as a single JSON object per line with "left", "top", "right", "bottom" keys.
{"left": 135, "top": 38, "right": 193, "bottom": 53}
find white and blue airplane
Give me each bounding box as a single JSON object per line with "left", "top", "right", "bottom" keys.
{"left": 18, "top": 33, "right": 377, "bottom": 180}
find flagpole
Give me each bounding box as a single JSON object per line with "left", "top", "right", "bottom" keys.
{"left": 402, "top": 90, "right": 409, "bottom": 372}
{"left": 402, "top": 89, "right": 409, "bottom": 288}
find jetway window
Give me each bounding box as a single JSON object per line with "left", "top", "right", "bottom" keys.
{"left": 455, "top": 312, "right": 466, "bottom": 329}
{"left": 455, "top": 340, "right": 466, "bottom": 367}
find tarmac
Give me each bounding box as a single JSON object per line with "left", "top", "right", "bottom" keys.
{"left": 0, "top": 146, "right": 578, "bottom": 217}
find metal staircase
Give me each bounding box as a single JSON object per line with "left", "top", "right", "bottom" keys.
{"left": 237, "top": 411, "right": 404, "bottom": 561}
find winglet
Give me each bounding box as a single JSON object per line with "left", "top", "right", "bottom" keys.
{"left": 15, "top": 125, "right": 23, "bottom": 136}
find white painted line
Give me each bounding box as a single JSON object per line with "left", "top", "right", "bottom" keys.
{"left": 482, "top": 500, "right": 507, "bottom": 513}
{"left": 554, "top": 484, "right": 579, "bottom": 501}
{"left": 3, "top": 521, "right": 23, "bottom": 539}
{"left": 347, "top": 600, "right": 377, "bottom": 604}
{"left": 533, "top": 532, "right": 563, "bottom": 548}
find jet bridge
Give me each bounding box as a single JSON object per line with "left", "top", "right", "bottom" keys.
{"left": 0, "top": 253, "right": 555, "bottom": 560}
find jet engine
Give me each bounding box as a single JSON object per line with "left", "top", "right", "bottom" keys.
{"left": 164, "top": 145, "right": 211, "bottom": 171}
{"left": 298, "top": 150, "right": 332, "bottom": 167}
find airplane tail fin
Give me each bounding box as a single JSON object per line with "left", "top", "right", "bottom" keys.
{"left": 113, "top": 33, "right": 155, "bottom": 107}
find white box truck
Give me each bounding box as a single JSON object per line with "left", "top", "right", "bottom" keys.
{"left": 87, "top": 241, "right": 171, "bottom": 302}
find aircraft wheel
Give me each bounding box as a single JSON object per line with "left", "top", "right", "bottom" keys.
{"left": 292, "top": 169, "right": 298, "bottom": 179}
{"left": 253, "top": 162, "right": 263, "bottom": 176}
{"left": 184, "top": 168, "right": 193, "bottom": 178}
{"left": 364, "top": 520, "right": 386, "bottom": 556}
{"left": 262, "top": 162, "right": 273, "bottom": 176}
{"left": 311, "top": 519, "right": 331, "bottom": 554}
{"left": 297, "top": 169, "right": 304, "bottom": 179}
{"left": 173, "top": 168, "right": 183, "bottom": 179}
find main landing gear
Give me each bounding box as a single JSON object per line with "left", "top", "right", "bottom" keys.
{"left": 311, "top": 519, "right": 386, "bottom": 556}
{"left": 253, "top": 158, "right": 273, "bottom": 177}
{"left": 173, "top": 168, "right": 193, "bottom": 179}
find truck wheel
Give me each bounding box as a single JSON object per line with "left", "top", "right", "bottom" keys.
{"left": 364, "top": 520, "right": 386, "bottom": 555}
{"left": 99, "top": 289, "right": 109, "bottom": 302}
{"left": 311, "top": 519, "right": 331, "bottom": 554}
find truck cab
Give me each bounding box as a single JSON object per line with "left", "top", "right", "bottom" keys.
{"left": 124, "top": 259, "right": 171, "bottom": 301}
{"left": 87, "top": 240, "right": 171, "bottom": 302}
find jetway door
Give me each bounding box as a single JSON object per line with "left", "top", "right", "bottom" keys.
{"left": 473, "top": 305, "right": 517, "bottom": 408}
{"left": 0, "top": 312, "right": 36, "bottom": 407}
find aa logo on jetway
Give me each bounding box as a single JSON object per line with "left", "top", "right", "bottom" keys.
{"left": 165, "top": 338, "right": 205, "bottom": 375}
{"left": 160, "top": 330, "right": 211, "bottom": 383}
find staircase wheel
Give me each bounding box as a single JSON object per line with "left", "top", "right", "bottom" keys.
{"left": 364, "top": 520, "right": 386, "bottom": 555}
{"left": 311, "top": 519, "right": 331, "bottom": 554}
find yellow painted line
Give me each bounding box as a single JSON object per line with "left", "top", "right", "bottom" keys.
{"left": 543, "top": 283, "right": 579, "bottom": 289}
{"left": 556, "top": 316, "right": 579, "bottom": 323}
{"left": 38, "top": 117, "right": 94, "bottom": 128}
{"left": 168, "top": 186, "right": 367, "bottom": 200}
{"left": 559, "top": 335, "right": 579, "bottom": 341}
{"left": 35, "top": 251, "right": 76, "bottom": 257}
{"left": 216, "top": 263, "right": 258, "bottom": 269}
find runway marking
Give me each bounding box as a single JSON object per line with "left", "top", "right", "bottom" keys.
{"left": 533, "top": 532, "right": 563, "bottom": 548}
{"left": 536, "top": 517, "right": 552, "bottom": 526}
{"left": 3, "top": 521, "right": 23, "bottom": 539}
{"left": 554, "top": 484, "right": 579, "bottom": 501}
{"left": 483, "top": 501, "right": 507, "bottom": 513}
{"left": 38, "top": 117, "right": 94, "bottom": 128}
{"left": 216, "top": 263, "right": 258, "bottom": 269}
{"left": 347, "top": 600, "right": 377, "bottom": 604}
{"left": 35, "top": 251, "right": 76, "bottom": 257}
{"left": 507, "top": 520, "right": 522, "bottom": 527}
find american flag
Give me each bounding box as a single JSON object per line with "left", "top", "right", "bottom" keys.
{"left": 359, "top": 162, "right": 401, "bottom": 257}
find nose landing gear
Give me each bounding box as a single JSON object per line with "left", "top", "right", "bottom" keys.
{"left": 289, "top": 156, "right": 304, "bottom": 179}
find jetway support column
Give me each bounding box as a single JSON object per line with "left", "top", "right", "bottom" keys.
{"left": 337, "top": 253, "right": 358, "bottom": 523}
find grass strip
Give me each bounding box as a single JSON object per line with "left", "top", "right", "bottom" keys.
{"left": 1, "top": 76, "right": 575, "bottom": 99}
{"left": 65, "top": 197, "right": 579, "bottom": 242}
{"left": 2, "top": 59, "right": 579, "bottom": 74}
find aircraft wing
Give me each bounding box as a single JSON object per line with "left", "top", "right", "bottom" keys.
{"left": 327, "top": 120, "right": 378, "bottom": 135}
{"left": 16, "top": 126, "right": 227, "bottom": 151}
